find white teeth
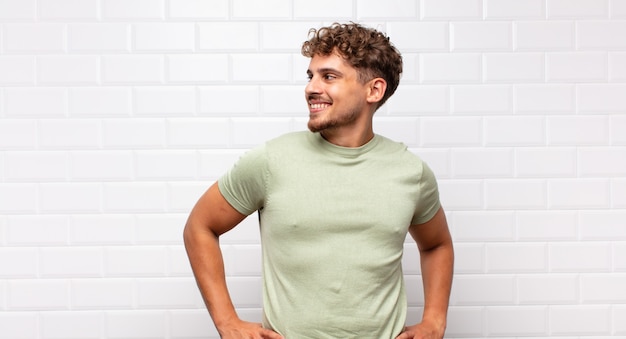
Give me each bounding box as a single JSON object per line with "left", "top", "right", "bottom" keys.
{"left": 310, "top": 103, "right": 329, "bottom": 109}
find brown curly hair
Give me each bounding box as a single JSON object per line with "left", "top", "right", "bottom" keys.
{"left": 301, "top": 22, "right": 403, "bottom": 109}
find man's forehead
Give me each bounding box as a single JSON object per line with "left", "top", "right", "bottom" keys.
{"left": 307, "top": 53, "right": 353, "bottom": 73}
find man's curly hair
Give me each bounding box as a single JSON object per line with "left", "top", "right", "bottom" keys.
{"left": 301, "top": 22, "right": 403, "bottom": 109}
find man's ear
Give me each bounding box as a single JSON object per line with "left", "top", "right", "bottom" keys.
{"left": 366, "top": 78, "right": 387, "bottom": 104}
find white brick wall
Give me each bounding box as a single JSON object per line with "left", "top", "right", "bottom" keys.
{"left": 0, "top": 0, "right": 624, "bottom": 338}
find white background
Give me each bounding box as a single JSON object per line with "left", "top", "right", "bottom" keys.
{"left": 1, "top": 0, "right": 625, "bottom": 338}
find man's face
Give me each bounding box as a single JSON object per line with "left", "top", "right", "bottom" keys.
{"left": 305, "top": 52, "right": 369, "bottom": 133}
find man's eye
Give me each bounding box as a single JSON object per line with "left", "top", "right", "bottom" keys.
{"left": 324, "top": 74, "right": 336, "bottom": 80}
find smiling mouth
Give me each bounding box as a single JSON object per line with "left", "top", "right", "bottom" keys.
{"left": 309, "top": 103, "right": 331, "bottom": 110}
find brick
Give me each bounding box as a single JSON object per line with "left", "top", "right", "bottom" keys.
{"left": 514, "top": 84, "right": 575, "bottom": 113}
{"left": 38, "top": 56, "right": 99, "bottom": 84}
{"left": 136, "top": 278, "right": 202, "bottom": 308}
{"left": 579, "top": 147, "right": 626, "bottom": 176}
{"left": 68, "top": 23, "right": 129, "bottom": 52}
{"left": 225, "top": 276, "right": 263, "bottom": 307}
{"left": 0, "top": 56, "right": 35, "bottom": 85}
{"left": 0, "top": 120, "right": 37, "bottom": 150}
{"left": 486, "top": 306, "right": 547, "bottom": 336}
{"left": 371, "top": 117, "right": 419, "bottom": 146}
{"left": 232, "top": 0, "right": 290, "bottom": 18}
{"left": 102, "top": 0, "right": 164, "bottom": 19}
{"left": 167, "top": 246, "right": 194, "bottom": 276}
{"left": 0, "top": 312, "right": 38, "bottom": 339}
{"left": 39, "top": 0, "right": 98, "bottom": 19}
{"left": 387, "top": 22, "right": 448, "bottom": 52}
{"left": 231, "top": 118, "right": 292, "bottom": 147}
{"left": 616, "top": 242, "right": 626, "bottom": 271}
{"left": 420, "top": 53, "right": 482, "bottom": 83}
{"left": 198, "top": 150, "right": 246, "bottom": 180}
{"left": 357, "top": 0, "right": 419, "bottom": 18}
{"left": 5, "top": 151, "right": 67, "bottom": 181}
{"left": 484, "top": 116, "right": 545, "bottom": 146}
{"left": 105, "top": 247, "right": 167, "bottom": 277}
{"left": 294, "top": 0, "right": 352, "bottom": 19}
{"left": 134, "top": 23, "right": 195, "bottom": 52}
{"left": 39, "top": 119, "right": 101, "bottom": 149}
{"left": 102, "top": 56, "right": 163, "bottom": 84}
{"left": 167, "top": 54, "right": 229, "bottom": 83}
{"left": 102, "top": 119, "right": 165, "bottom": 149}
{"left": 40, "top": 183, "right": 101, "bottom": 213}
{"left": 420, "top": 117, "right": 482, "bottom": 147}
{"left": 70, "top": 214, "right": 134, "bottom": 245}
{"left": 485, "top": 180, "right": 547, "bottom": 210}
{"left": 198, "top": 22, "right": 258, "bottom": 51}
{"left": 103, "top": 183, "right": 167, "bottom": 213}
{"left": 421, "top": 0, "right": 482, "bottom": 19}
{"left": 581, "top": 273, "right": 626, "bottom": 303}
{"left": 578, "top": 84, "right": 626, "bottom": 113}
{"left": 40, "top": 247, "right": 102, "bottom": 278}
{"left": 404, "top": 275, "right": 424, "bottom": 305}
{"left": 168, "top": 0, "right": 228, "bottom": 19}
{"left": 387, "top": 85, "right": 448, "bottom": 115}
{"left": 548, "top": 179, "right": 610, "bottom": 209}
{"left": 232, "top": 54, "right": 291, "bottom": 82}
{"left": 483, "top": 53, "right": 545, "bottom": 82}
{"left": 515, "top": 21, "right": 574, "bottom": 50}
{"left": 41, "top": 311, "right": 102, "bottom": 339}
{"left": 451, "top": 148, "right": 513, "bottom": 178}
{"left": 8, "top": 280, "right": 70, "bottom": 310}
{"left": 612, "top": 179, "right": 626, "bottom": 207}
{"left": 452, "top": 276, "right": 515, "bottom": 305}
{"left": 136, "top": 214, "right": 185, "bottom": 244}
{"left": 170, "top": 310, "right": 219, "bottom": 338}
{"left": 3, "top": 23, "right": 65, "bottom": 52}
{"left": 199, "top": 86, "right": 259, "bottom": 115}
{"left": 612, "top": 114, "right": 626, "bottom": 145}
{"left": 0, "top": 248, "right": 38, "bottom": 278}
{"left": 451, "top": 211, "right": 515, "bottom": 241}
{"left": 0, "top": 184, "right": 38, "bottom": 214}
{"left": 168, "top": 182, "right": 209, "bottom": 213}
{"left": 615, "top": 305, "right": 626, "bottom": 334}
{"left": 105, "top": 310, "right": 167, "bottom": 338}
{"left": 167, "top": 118, "right": 229, "bottom": 147}
{"left": 452, "top": 85, "right": 512, "bottom": 114}
{"left": 578, "top": 21, "right": 626, "bottom": 50}
{"left": 452, "top": 243, "right": 484, "bottom": 273}
{"left": 452, "top": 22, "right": 512, "bottom": 51}
{"left": 6, "top": 215, "right": 68, "bottom": 245}
{"left": 134, "top": 87, "right": 196, "bottom": 116}
{"left": 547, "top": 116, "right": 609, "bottom": 145}
{"left": 547, "top": 52, "right": 608, "bottom": 82}
{"left": 261, "top": 86, "right": 305, "bottom": 115}
{"left": 517, "top": 274, "right": 578, "bottom": 304}
{"left": 5, "top": 88, "right": 67, "bottom": 117}
{"left": 0, "top": 0, "right": 36, "bottom": 20}
{"left": 69, "top": 88, "right": 132, "bottom": 117}
{"left": 515, "top": 147, "right": 576, "bottom": 177}
{"left": 219, "top": 214, "right": 262, "bottom": 244}
{"left": 550, "top": 305, "right": 611, "bottom": 335}
{"left": 73, "top": 148, "right": 129, "bottom": 177}
{"left": 261, "top": 22, "right": 322, "bottom": 51}
{"left": 438, "top": 180, "right": 483, "bottom": 210}
{"left": 547, "top": 0, "right": 608, "bottom": 18}
{"left": 445, "top": 306, "right": 484, "bottom": 337}
{"left": 486, "top": 243, "right": 547, "bottom": 273}
{"left": 614, "top": 0, "right": 626, "bottom": 18}
{"left": 550, "top": 242, "right": 611, "bottom": 272}
{"left": 484, "top": 0, "right": 545, "bottom": 19}
{"left": 135, "top": 150, "right": 197, "bottom": 180}
{"left": 580, "top": 210, "right": 626, "bottom": 240}
{"left": 517, "top": 211, "right": 578, "bottom": 241}
{"left": 610, "top": 52, "right": 626, "bottom": 81}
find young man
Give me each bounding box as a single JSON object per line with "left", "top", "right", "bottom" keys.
{"left": 184, "top": 22, "right": 454, "bottom": 339}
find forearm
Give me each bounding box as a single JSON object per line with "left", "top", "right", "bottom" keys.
{"left": 419, "top": 239, "right": 454, "bottom": 331}
{"left": 183, "top": 223, "right": 239, "bottom": 330}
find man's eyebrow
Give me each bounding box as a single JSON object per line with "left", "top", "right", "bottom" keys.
{"left": 308, "top": 67, "right": 344, "bottom": 76}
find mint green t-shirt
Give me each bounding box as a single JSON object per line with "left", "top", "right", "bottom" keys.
{"left": 218, "top": 131, "right": 441, "bottom": 339}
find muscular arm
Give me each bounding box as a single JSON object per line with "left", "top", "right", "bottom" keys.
{"left": 398, "top": 207, "right": 454, "bottom": 339}
{"left": 183, "top": 182, "right": 282, "bottom": 339}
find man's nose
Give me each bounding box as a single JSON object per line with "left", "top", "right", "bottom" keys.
{"left": 305, "top": 76, "right": 321, "bottom": 95}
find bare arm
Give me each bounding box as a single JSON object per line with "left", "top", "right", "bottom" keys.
{"left": 397, "top": 207, "right": 454, "bottom": 339}
{"left": 183, "top": 182, "right": 282, "bottom": 339}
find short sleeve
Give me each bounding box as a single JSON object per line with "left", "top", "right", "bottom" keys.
{"left": 218, "top": 145, "right": 268, "bottom": 216}
{"left": 411, "top": 161, "right": 441, "bottom": 225}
